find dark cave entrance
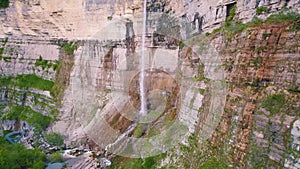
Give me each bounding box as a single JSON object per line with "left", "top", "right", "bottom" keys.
{"left": 226, "top": 2, "right": 237, "bottom": 18}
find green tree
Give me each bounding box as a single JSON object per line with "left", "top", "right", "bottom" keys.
{"left": 0, "top": 0, "right": 9, "bottom": 8}
{"left": 0, "top": 137, "right": 46, "bottom": 169}
{"left": 45, "top": 132, "right": 65, "bottom": 147}
{"left": 50, "top": 151, "right": 63, "bottom": 162}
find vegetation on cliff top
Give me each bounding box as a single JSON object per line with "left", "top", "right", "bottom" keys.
{"left": 209, "top": 11, "right": 300, "bottom": 38}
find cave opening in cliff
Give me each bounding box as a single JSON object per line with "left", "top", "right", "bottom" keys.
{"left": 226, "top": 2, "right": 237, "bottom": 18}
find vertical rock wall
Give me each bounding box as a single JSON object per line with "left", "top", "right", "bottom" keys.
{"left": 209, "top": 23, "right": 300, "bottom": 168}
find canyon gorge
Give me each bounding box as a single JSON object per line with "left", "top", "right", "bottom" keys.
{"left": 0, "top": 0, "right": 299, "bottom": 168}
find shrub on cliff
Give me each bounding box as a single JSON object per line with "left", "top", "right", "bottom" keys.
{"left": 0, "top": 137, "right": 46, "bottom": 169}
{"left": 266, "top": 12, "right": 300, "bottom": 24}
{"left": 226, "top": 5, "right": 236, "bottom": 23}
{"left": 49, "top": 151, "right": 63, "bottom": 162}
{"left": 60, "top": 42, "right": 78, "bottom": 56}
{"left": 45, "top": 132, "right": 65, "bottom": 147}
{"left": 2, "top": 105, "right": 52, "bottom": 131}
{"left": 0, "top": 0, "right": 9, "bottom": 9}
{"left": 256, "top": 6, "right": 268, "bottom": 15}
{"left": 262, "top": 94, "right": 286, "bottom": 116}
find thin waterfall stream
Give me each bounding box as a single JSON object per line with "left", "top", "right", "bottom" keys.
{"left": 139, "top": 0, "right": 148, "bottom": 116}
{"left": 105, "top": 0, "right": 148, "bottom": 156}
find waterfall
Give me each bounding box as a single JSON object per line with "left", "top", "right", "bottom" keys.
{"left": 139, "top": 0, "right": 147, "bottom": 116}
{"left": 105, "top": 1, "right": 149, "bottom": 157}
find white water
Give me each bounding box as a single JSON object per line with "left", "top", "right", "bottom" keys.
{"left": 139, "top": 0, "right": 148, "bottom": 116}
{"left": 105, "top": 1, "right": 148, "bottom": 157}
{"left": 105, "top": 123, "right": 137, "bottom": 156}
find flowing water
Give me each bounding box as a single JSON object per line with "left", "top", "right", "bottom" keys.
{"left": 139, "top": 0, "right": 148, "bottom": 116}
{"left": 105, "top": 0, "right": 148, "bottom": 157}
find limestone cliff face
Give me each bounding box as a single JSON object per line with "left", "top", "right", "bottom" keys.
{"left": 207, "top": 24, "right": 300, "bottom": 168}
{"left": 0, "top": 0, "right": 141, "bottom": 39}
{"left": 1, "top": 0, "right": 299, "bottom": 39}
{"left": 0, "top": 0, "right": 299, "bottom": 168}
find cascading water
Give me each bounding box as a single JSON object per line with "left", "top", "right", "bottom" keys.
{"left": 105, "top": 0, "right": 149, "bottom": 157}
{"left": 139, "top": 0, "right": 148, "bottom": 116}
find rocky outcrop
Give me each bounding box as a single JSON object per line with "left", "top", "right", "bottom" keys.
{"left": 0, "top": 0, "right": 145, "bottom": 39}
{"left": 222, "top": 24, "right": 299, "bottom": 90}
{"left": 208, "top": 23, "right": 300, "bottom": 168}
{"left": 0, "top": 38, "right": 59, "bottom": 79}
{"left": 2, "top": 0, "right": 299, "bottom": 40}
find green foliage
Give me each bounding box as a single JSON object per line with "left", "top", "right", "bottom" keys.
{"left": 21, "top": 106, "right": 52, "bottom": 131}
{"left": 1, "top": 105, "right": 23, "bottom": 120}
{"left": 0, "top": 74, "right": 54, "bottom": 92}
{"left": 226, "top": 5, "right": 236, "bottom": 23}
{"left": 120, "top": 158, "right": 144, "bottom": 169}
{"left": 3, "top": 130, "right": 12, "bottom": 136}
{"left": 246, "top": 17, "right": 263, "bottom": 27}
{"left": 176, "top": 134, "right": 208, "bottom": 168}
{"left": 51, "top": 42, "right": 76, "bottom": 101}
{"left": 109, "top": 154, "right": 166, "bottom": 169}
{"left": 225, "top": 20, "right": 247, "bottom": 35}
{"left": 164, "top": 134, "right": 230, "bottom": 169}
{"left": 147, "top": 126, "right": 160, "bottom": 137}
{"left": 0, "top": 0, "right": 9, "bottom": 8}
{"left": 266, "top": 12, "right": 300, "bottom": 24}
{"left": 210, "top": 11, "right": 300, "bottom": 38}
{"left": 0, "top": 137, "right": 46, "bottom": 169}
{"left": 15, "top": 74, "right": 54, "bottom": 91}
{"left": 257, "top": 110, "right": 264, "bottom": 115}
{"left": 52, "top": 60, "right": 60, "bottom": 71}
{"left": 50, "top": 151, "right": 63, "bottom": 162}
{"left": 1, "top": 38, "right": 8, "bottom": 43}
{"left": 133, "top": 124, "right": 146, "bottom": 138}
{"left": 262, "top": 94, "right": 286, "bottom": 116}
{"left": 192, "top": 63, "right": 205, "bottom": 81}
{"left": 256, "top": 6, "right": 268, "bottom": 15}
{"left": 211, "top": 27, "right": 222, "bottom": 35}
{"left": 60, "top": 42, "right": 78, "bottom": 56}
{"left": 3, "top": 56, "right": 11, "bottom": 62}
{"left": 289, "top": 22, "right": 300, "bottom": 31}
{"left": 50, "top": 109, "right": 58, "bottom": 117}
{"left": 262, "top": 33, "right": 271, "bottom": 39}
{"left": 199, "top": 88, "right": 205, "bottom": 95}
{"left": 107, "top": 16, "right": 113, "bottom": 20}
{"left": 143, "top": 156, "right": 156, "bottom": 169}
{"left": 35, "top": 55, "right": 58, "bottom": 70}
{"left": 179, "top": 41, "right": 185, "bottom": 49}
{"left": 199, "top": 157, "right": 230, "bottom": 169}
{"left": 45, "top": 132, "right": 65, "bottom": 147}
{"left": 0, "top": 47, "right": 3, "bottom": 59}
{"left": 2, "top": 106, "right": 52, "bottom": 131}
{"left": 50, "top": 61, "right": 69, "bottom": 99}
